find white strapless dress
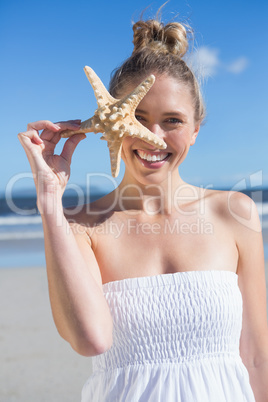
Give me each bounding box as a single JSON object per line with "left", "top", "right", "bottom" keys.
{"left": 81, "top": 270, "right": 255, "bottom": 401}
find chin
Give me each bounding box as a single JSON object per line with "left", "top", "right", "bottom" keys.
{"left": 125, "top": 167, "right": 173, "bottom": 188}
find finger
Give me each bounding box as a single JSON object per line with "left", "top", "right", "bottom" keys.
{"left": 18, "top": 131, "right": 48, "bottom": 172}
{"left": 60, "top": 133, "right": 86, "bottom": 164}
{"left": 26, "top": 120, "right": 61, "bottom": 146}
{"left": 40, "top": 130, "right": 62, "bottom": 146}
{"left": 56, "top": 119, "right": 81, "bottom": 126}
{"left": 54, "top": 120, "right": 81, "bottom": 132}
{"left": 40, "top": 120, "right": 81, "bottom": 143}
{"left": 27, "top": 120, "right": 61, "bottom": 132}
{"left": 18, "top": 128, "right": 44, "bottom": 147}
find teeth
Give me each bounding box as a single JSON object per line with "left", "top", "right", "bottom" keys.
{"left": 136, "top": 150, "right": 168, "bottom": 162}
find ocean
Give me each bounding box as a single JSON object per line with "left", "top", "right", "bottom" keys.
{"left": 1, "top": 187, "right": 268, "bottom": 268}
{"left": 0, "top": 187, "right": 106, "bottom": 268}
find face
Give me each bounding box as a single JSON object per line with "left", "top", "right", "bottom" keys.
{"left": 121, "top": 74, "right": 200, "bottom": 185}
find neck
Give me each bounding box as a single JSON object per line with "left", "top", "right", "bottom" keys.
{"left": 116, "top": 170, "right": 189, "bottom": 216}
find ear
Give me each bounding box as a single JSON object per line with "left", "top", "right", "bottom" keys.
{"left": 190, "top": 123, "right": 200, "bottom": 146}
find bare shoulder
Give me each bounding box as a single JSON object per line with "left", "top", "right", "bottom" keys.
{"left": 203, "top": 188, "right": 261, "bottom": 233}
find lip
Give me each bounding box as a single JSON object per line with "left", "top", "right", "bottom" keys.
{"left": 134, "top": 149, "right": 171, "bottom": 169}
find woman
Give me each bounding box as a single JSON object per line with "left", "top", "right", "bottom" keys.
{"left": 18, "top": 15, "right": 268, "bottom": 402}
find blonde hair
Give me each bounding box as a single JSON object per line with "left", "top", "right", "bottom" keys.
{"left": 109, "top": 17, "right": 206, "bottom": 124}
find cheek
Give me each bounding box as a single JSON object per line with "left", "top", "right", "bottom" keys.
{"left": 168, "top": 131, "right": 189, "bottom": 151}
{"left": 121, "top": 137, "right": 135, "bottom": 161}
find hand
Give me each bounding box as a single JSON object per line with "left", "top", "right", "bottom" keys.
{"left": 18, "top": 120, "right": 86, "bottom": 205}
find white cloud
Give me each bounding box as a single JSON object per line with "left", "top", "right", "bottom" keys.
{"left": 226, "top": 57, "right": 249, "bottom": 74}
{"left": 187, "top": 46, "right": 249, "bottom": 79}
{"left": 187, "top": 47, "right": 220, "bottom": 79}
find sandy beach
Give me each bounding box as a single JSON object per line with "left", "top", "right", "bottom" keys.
{"left": 1, "top": 263, "right": 268, "bottom": 402}
{"left": 0, "top": 267, "right": 91, "bottom": 402}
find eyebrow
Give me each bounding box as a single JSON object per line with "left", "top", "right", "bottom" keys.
{"left": 135, "top": 108, "right": 188, "bottom": 120}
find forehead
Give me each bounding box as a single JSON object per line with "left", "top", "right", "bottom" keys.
{"left": 125, "top": 72, "right": 190, "bottom": 95}
{"left": 131, "top": 74, "right": 195, "bottom": 114}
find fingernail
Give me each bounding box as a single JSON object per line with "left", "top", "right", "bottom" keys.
{"left": 54, "top": 124, "right": 61, "bottom": 130}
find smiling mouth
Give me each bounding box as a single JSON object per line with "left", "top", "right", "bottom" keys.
{"left": 134, "top": 149, "right": 171, "bottom": 163}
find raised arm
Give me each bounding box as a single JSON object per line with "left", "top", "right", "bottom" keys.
{"left": 18, "top": 120, "right": 113, "bottom": 356}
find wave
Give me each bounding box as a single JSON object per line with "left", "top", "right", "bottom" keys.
{"left": 0, "top": 202, "right": 268, "bottom": 226}
{"left": 0, "top": 215, "right": 42, "bottom": 226}
{"left": 0, "top": 202, "right": 267, "bottom": 241}
{"left": 0, "top": 231, "right": 44, "bottom": 241}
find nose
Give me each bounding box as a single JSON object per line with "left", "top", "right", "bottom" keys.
{"left": 142, "top": 124, "right": 166, "bottom": 150}
{"left": 147, "top": 124, "right": 165, "bottom": 140}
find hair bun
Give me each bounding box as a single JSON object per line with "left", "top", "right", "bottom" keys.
{"left": 132, "top": 20, "right": 188, "bottom": 57}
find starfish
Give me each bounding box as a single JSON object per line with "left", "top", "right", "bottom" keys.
{"left": 60, "top": 66, "right": 167, "bottom": 177}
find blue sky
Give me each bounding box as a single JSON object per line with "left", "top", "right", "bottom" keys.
{"left": 1, "top": 0, "right": 267, "bottom": 197}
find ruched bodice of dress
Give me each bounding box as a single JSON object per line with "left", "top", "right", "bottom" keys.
{"left": 81, "top": 271, "right": 255, "bottom": 402}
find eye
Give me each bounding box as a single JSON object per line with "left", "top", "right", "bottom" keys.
{"left": 165, "top": 117, "right": 183, "bottom": 124}
{"left": 135, "top": 114, "right": 145, "bottom": 122}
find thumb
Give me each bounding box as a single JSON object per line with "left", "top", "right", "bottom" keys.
{"left": 60, "top": 133, "right": 86, "bottom": 164}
